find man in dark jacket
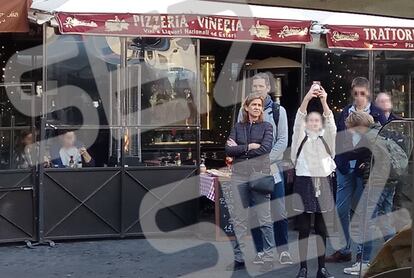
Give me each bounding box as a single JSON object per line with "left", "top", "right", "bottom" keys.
{"left": 327, "top": 77, "right": 387, "bottom": 267}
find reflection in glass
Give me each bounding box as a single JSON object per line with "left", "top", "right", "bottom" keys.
{"left": 306, "top": 49, "right": 369, "bottom": 114}
{"left": 374, "top": 51, "right": 414, "bottom": 118}
{"left": 361, "top": 120, "right": 414, "bottom": 277}
{"left": 123, "top": 128, "right": 197, "bottom": 167}
{"left": 133, "top": 38, "right": 197, "bottom": 126}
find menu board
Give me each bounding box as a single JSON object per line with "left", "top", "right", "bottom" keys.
{"left": 215, "top": 180, "right": 235, "bottom": 240}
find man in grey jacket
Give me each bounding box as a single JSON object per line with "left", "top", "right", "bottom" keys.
{"left": 237, "top": 72, "right": 292, "bottom": 265}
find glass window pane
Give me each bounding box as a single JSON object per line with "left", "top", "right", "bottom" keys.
{"left": 0, "top": 130, "right": 11, "bottom": 169}
{"left": 126, "top": 38, "right": 198, "bottom": 126}
{"left": 122, "top": 127, "right": 197, "bottom": 167}
{"left": 45, "top": 31, "right": 120, "bottom": 126}
{"left": 46, "top": 128, "right": 117, "bottom": 168}
{"left": 0, "top": 83, "right": 35, "bottom": 127}
{"left": 306, "top": 49, "right": 369, "bottom": 114}
{"left": 374, "top": 51, "right": 414, "bottom": 118}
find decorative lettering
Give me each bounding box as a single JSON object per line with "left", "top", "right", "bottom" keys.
{"left": 331, "top": 31, "right": 359, "bottom": 42}
{"left": 64, "top": 17, "right": 98, "bottom": 28}
{"left": 277, "top": 25, "right": 308, "bottom": 38}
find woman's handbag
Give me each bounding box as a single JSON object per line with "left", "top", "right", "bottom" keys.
{"left": 248, "top": 171, "right": 275, "bottom": 194}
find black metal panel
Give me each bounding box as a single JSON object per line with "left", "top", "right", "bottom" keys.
{"left": 122, "top": 166, "right": 198, "bottom": 236}
{"left": 0, "top": 170, "right": 32, "bottom": 189}
{"left": 0, "top": 170, "right": 35, "bottom": 243}
{"left": 43, "top": 168, "right": 122, "bottom": 239}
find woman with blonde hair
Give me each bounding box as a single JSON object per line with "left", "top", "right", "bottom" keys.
{"left": 225, "top": 93, "right": 275, "bottom": 273}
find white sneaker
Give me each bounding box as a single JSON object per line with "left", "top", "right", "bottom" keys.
{"left": 343, "top": 262, "right": 369, "bottom": 276}
{"left": 279, "top": 251, "right": 293, "bottom": 265}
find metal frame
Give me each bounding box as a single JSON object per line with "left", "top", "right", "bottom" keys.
{"left": 122, "top": 166, "right": 197, "bottom": 236}
{"left": 0, "top": 169, "right": 35, "bottom": 243}
{"left": 31, "top": 29, "right": 200, "bottom": 242}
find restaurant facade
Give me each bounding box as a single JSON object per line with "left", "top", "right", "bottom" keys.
{"left": 0, "top": 0, "right": 414, "bottom": 275}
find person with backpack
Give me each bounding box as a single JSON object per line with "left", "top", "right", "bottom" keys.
{"left": 291, "top": 83, "right": 336, "bottom": 278}
{"left": 327, "top": 77, "right": 387, "bottom": 266}
{"left": 237, "top": 72, "right": 292, "bottom": 265}
{"left": 340, "top": 111, "right": 407, "bottom": 276}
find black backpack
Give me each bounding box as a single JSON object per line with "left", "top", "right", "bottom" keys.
{"left": 269, "top": 102, "right": 280, "bottom": 128}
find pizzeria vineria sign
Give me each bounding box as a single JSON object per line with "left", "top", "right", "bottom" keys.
{"left": 56, "top": 13, "right": 312, "bottom": 44}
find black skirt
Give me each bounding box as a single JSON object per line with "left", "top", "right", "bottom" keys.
{"left": 293, "top": 175, "right": 334, "bottom": 213}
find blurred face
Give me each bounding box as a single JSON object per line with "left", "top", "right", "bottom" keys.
{"left": 352, "top": 86, "right": 370, "bottom": 108}
{"left": 22, "top": 133, "right": 33, "bottom": 146}
{"left": 376, "top": 94, "right": 392, "bottom": 113}
{"left": 61, "top": 132, "right": 76, "bottom": 149}
{"left": 245, "top": 98, "right": 263, "bottom": 120}
{"left": 252, "top": 78, "right": 270, "bottom": 97}
{"left": 350, "top": 126, "right": 369, "bottom": 134}
{"left": 306, "top": 112, "right": 323, "bottom": 132}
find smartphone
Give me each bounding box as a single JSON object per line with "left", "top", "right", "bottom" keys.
{"left": 312, "top": 81, "right": 322, "bottom": 97}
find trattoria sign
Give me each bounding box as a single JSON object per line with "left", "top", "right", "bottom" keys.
{"left": 327, "top": 25, "right": 414, "bottom": 50}
{"left": 55, "top": 13, "right": 312, "bottom": 44}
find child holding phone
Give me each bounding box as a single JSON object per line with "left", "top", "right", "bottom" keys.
{"left": 291, "top": 83, "right": 337, "bottom": 278}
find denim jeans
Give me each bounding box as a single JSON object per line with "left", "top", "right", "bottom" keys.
{"left": 227, "top": 174, "right": 275, "bottom": 263}
{"left": 251, "top": 178, "right": 289, "bottom": 254}
{"left": 357, "top": 186, "right": 396, "bottom": 262}
{"left": 336, "top": 169, "right": 364, "bottom": 255}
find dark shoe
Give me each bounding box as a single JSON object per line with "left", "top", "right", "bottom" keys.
{"left": 296, "top": 267, "right": 307, "bottom": 278}
{"left": 259, "top": 261, "right": 274, "bottom": 272}
{"left": 252, "top": 252, "right": 264, "bottom": 265}
{"left": 226, "top": 261, "right": 245, "bottom": 271}
{"left": 326, "top": 251, "right": 352, "bottom": 263}
{"left": 317, "top": 267, "right": 334, "bottom": 278}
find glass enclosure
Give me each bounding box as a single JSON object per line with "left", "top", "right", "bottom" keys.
{"left": 0, "top": 29, "right": 42, "bottom": 170}
{"left": 361, "top": 120, "right": 414, "bottom": 277}
{"left": 374, "top": 51, "right": 414, "bottom": 118}
{"left": 305, "top": 49, "right": 369, "bottom": 116}
{"left": 44, "top": 28, "right": 200, "bottom": 168}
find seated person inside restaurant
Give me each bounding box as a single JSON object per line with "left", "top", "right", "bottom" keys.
{"left": 50, "top": 130, "right": 95, "bottom": 168}
{"left": 13, "top": 130, "right": 36, "bottom": 169}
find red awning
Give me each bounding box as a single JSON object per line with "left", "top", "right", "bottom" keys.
{"left": 0, "top": 0, "right": 30, "bottom": 33}
{"left": 55, "top": 13, "right": 312, "bottom": 44}
{"left": 326, "top": 25, "right": 414, "bottom": 50}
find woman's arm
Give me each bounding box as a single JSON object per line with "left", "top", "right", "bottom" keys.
{"left": 225, "top": 124, "right": 248, "bottom": 157}
{"left": 291, "top": 110, "right": 307, "bottom": 164}
{"left": 291, "top": 86, "right": 317, "bottom": 163}
{"left": 247, "top": 122, "right": 273, "bottom": 157}
{"left": 320, "top": 87, "right": 337, "bottom": 157}
{"left": 80, "top": 147, "right": 93, "bottom": 163}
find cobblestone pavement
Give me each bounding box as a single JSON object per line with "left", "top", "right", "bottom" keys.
{"left": 0, "top": 232, "right": 378, "bottom": 278}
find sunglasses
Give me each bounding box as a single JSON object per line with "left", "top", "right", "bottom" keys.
{"left": 353, "top": 90, "right": 368, "bottom": 97}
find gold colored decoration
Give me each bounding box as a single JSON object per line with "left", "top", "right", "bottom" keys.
{"left": 201, "top": 55, "right": 215, "bottom": 130}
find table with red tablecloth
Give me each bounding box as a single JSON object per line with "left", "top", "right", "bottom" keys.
{"left": 199, "top": 174, "right": 218, "bottom": 202}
